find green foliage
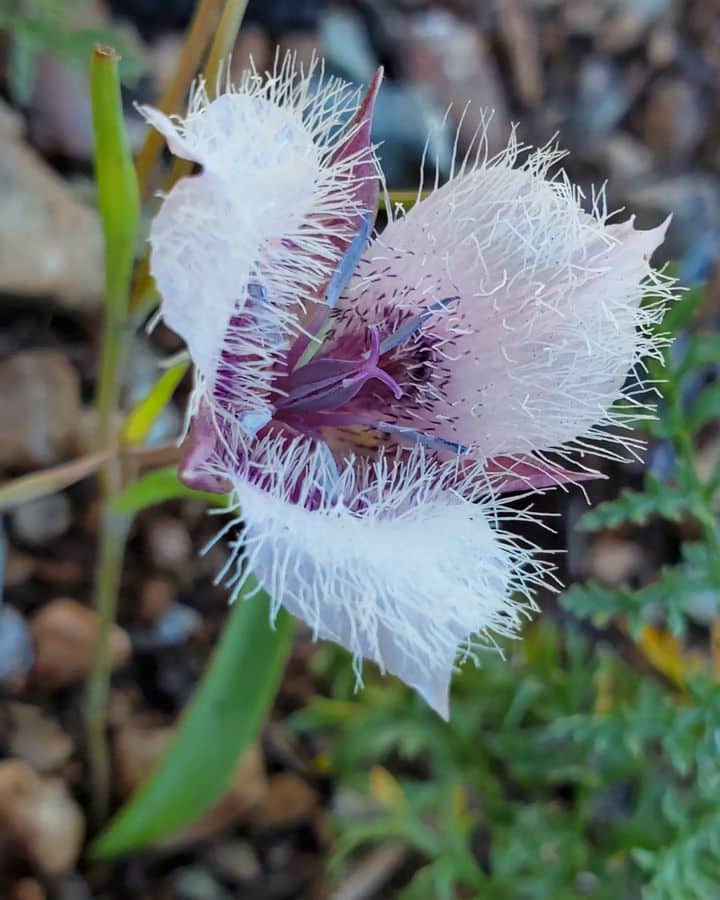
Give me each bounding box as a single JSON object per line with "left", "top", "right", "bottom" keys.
{"left": 1, "top": 0, "right": 144, "bottom": 102}
{"left": 579, "top": 477, "right": 689, "bottom": 531}
{"left": 299, "top": 624, "right": 720, "bottom": 898}
{"left": 111, "top": 466, "right": 227, "bottom": 515}
{"left": 296, "top": 282, "right": 720, "bottom": 898}
{"left": 563, "top": 283, "right": 720, "bottom": 636}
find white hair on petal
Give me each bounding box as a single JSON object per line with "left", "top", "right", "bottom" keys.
{"left": 141, "top": 52, "right": 380, "bottom": 429}
{"left": 205, "top": 434, "right": 551, "bottom": 718}
{"left": 338, "top": 116, "right": 678, "bottom": 468}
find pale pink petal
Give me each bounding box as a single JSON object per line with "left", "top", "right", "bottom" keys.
{"left": 335, "top": 143, "right": 675, "bottom": 463}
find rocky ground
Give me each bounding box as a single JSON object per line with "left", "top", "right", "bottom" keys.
{"left": 1, "top": 0, "right": 719, "bottom": 897}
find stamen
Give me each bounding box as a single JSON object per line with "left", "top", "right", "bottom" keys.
{"left": 377, "top": 422, "right": 471, "bottom": 455}
{"left": 285, "top": 211, "right": 375, "bottom": 373}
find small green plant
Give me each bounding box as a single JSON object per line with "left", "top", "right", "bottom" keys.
{"left": 1, "top": 0, "right": 144, "bottom": 102}
{"left": 563, "top": 283, "right": 720, "bottom": 637}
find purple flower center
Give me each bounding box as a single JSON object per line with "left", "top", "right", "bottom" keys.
{"left": 273, "top": 327, "right": 402, "bottom": 435}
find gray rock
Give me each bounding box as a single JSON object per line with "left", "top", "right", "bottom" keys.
{"left": 643, "top": 77, "right": 705, "bottom": 168}
{"left": 599, "top": 0, "right": 672, "bottom": 54}
{"left": 0, "top": 97, "right": 23, "bottom": 139}
{"left": 0, "top": 605, "right": 34, "bottom": 683}
{"left": 151, "top": 603, "right": 202, "bottom": 648}
{"left": 321, "top": 8, "right": 380, "bottom": 83}
{"left": 11, "top": 493, "right": 72, "bottom": 547}
{"left": 208, "top": 839, "right": 262, "bottom": 882}
{"left": 0, "top": 350, "right": 82, "bottom": 469}
{"left": 574, "top": 57, "right": 634, "bottom": 139}
{"left": 403, "top": 10, "right": 511, "bottom": 157}
{"left": 172, "top": 867, "right": 233, "bottom": 900}
{"left": 0, "top": 132, "right": 103, "bottom": 310}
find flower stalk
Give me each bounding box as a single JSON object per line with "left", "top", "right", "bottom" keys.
{"left": 134, "top": 0, "right": 223, "bottom": 199}
{"left": 87, "top": 44, "right": 139, "bottom": 825}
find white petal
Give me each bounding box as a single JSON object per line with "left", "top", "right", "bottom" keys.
{"left": 218, "top": 439, "right": 542, "bottom": 718}
{"left": 144, "top": 55, "right": 381, "bottom": 423}
{"left": 136, "top": 105, "right": 201, "bottom": 162}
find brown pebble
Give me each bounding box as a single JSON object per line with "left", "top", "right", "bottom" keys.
{"left": 0, "top": 760, "right": 84, "bottom": 875}
{"left": 0, "top": 350, "right": 82, "bottom": 469}
{"left": 10, "top": 878, "right": 46, "bottom": 900}
{"left": 139, "top": 576, "right": 175, "bottom": 622}
{"left": 146, "top": 516, "right": 192, "bottom": 571}
{"left": 587, "top": 537, "right": 646, "bottom": 587}
{"left": 30, "top": 598, "right": 131, "bottom": 690}
{"left": 8, "top": 703, "right": 74, "bottom": 772}
{"left": 257, "top": 772, "right": 319, "bottom": 829}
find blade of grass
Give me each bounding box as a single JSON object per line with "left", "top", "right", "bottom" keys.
{"left": 121, "top": 359, "right": 189, "bottom": 445}
{"left": 0, "top": 451, "right": 111, "bottom": 513}
{"left": 87, "top": 43, "right": 140, "bottom": 825}
{"left": 92, "top": 45, "right": 140, "bottom": 450}
{"left": 91, "top": 581, "right": 294, "bottom": 856}
{"left": 111, "top": 466, "right": 227, "bottom": 514}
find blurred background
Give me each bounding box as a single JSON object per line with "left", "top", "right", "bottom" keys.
{"left": 1, "top": 1, "right": 720, "bottom": 898}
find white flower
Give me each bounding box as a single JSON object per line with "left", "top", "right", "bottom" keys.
{"left": 145, "top": 65, "right": 679, "bottom": 716}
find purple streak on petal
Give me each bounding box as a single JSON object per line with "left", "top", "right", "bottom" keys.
{"left": 484, "top": 456, "right": 601, "bottom": 494}
{"left": 326, "top": 213, "right": 374, "bottom": 309}
{"left": 285, "top": 69, "right": 383, "bottom": 372}
{"left": 379, "top": 296, "right": 459, "bottom": 355}
{"left": 376, "top": 423, "right": 471, "bottom": 455}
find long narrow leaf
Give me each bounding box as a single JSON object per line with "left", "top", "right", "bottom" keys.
{"left": 111, "top": 466, "right": 226, "bottom": 514}
{"left": 121, "top": 360, "right": 190, "bottom": 446}
{"left": 91, "top": 582, "right": 294, "bottom": 856}
{"left": 0, "top": 451, "right": 110, "bottom": 513}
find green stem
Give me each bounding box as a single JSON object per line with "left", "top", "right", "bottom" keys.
{"left": 87, "top": 45, "right": 140, "bottom": 825}
{"left": 87, "top": 504, "right": 131, "bottom": 824}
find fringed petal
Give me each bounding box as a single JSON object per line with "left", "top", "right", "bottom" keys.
{"left": 331, "top": 133, "right": 677, "bottom": 464}
{"left": 210, "top": 437, "right": 546, "bottom": 718}
{"left": 142, "top": 54, "right": 382, "bottom": 429}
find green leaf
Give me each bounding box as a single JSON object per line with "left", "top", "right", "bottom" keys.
{"left": 687, "top": 381, "right": 720, "bottom": 433}
{"left": 656, "top": 284, "right": 703, "bottom": 337}
{"left": 110, "top": 466, "right": 227, "bottom": 515}
{"left": 677, "top": 333, "right": 720, "bottom": 377}
{"left": 92, "top": 582, "right": 294, "bottom": 856}
{"left": 121, "top": 360, "right": 190, "bottom": 445}
{"left": 560, "top": 583, "right": 640, "bottom": 630}
{"left": 579, "top": 477, "right": 688, "bottom": 531}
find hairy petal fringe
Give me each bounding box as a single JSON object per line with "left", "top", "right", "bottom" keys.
{"left": 209, "top": 437, "right": 549, "bottom": 718}
{"left": 335, "top": 128, "right": 678, "bottom": 465}
{"left": 141, "top": 53, "right": 381, "bottom": 429}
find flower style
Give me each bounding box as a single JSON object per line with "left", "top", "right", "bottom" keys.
{"left": 142, "top": 55, "right": 676, "bottom": 717}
